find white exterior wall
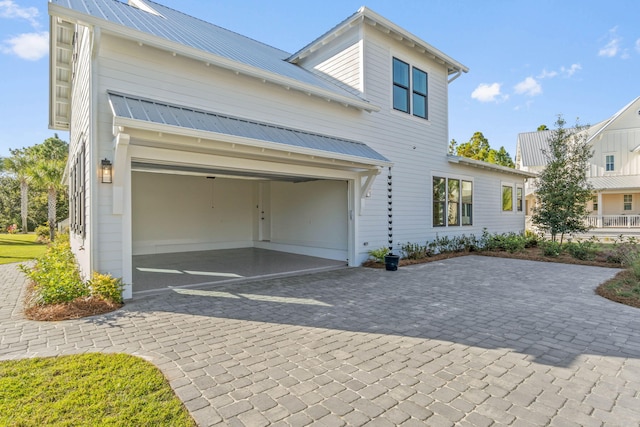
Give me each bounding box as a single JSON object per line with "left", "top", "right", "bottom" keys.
{"left": 589, "top": 129, "right": 640, "bottom": 177}
{"left": 86, "top": 22, "right": 526, "bottom": 281}
{"left": 68, "top": 24, "right": 92, "bottom": 279}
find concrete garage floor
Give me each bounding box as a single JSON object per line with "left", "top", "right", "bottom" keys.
{"left": 132, "top": 248, "right": 347, "bottom": 294}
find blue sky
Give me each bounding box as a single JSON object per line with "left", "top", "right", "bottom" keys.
{"left": 1, "top": 0, "right": 639, "bottom": 159}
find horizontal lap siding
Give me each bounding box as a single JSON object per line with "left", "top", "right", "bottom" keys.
{"left": 69, "top": 25, "right": 92, "bottom": 278}
{"left": 590, "top": 129, "right": 640, "bottom": 176}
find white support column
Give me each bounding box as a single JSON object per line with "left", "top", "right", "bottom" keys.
{"left": 112, "top": 132, "right": 132, "bottom": 299}
{"left": 597, "top": 192, "right": 603, "bottom": 228}
{"left": 112, "top": 132, "right": 130, "bottom": 215}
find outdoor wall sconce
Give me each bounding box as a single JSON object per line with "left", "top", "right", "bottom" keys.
{"left": 101, "top": 158, "right": 113, "bottom": 183}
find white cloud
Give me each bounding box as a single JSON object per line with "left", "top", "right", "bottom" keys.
{"left": 537, "top": 69, "right": 558, "bottom": 79}
{"left": 471, "top": 83, "right": 505, "bottom": 103}
{"left": 514, "top": 77, "right": 542, "bottom": 97}
{"left": 598, "top": 27, "right": 622, "bottom": 57}
{"left": 1, "top": 31, "right": 48, "bottom": 60}
{"left": 561, "top": 63, "right": 582, "bottom": 77}
{"left": 0, "top": 0, "right": 40, "bottom": 28}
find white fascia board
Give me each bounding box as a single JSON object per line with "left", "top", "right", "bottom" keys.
{"left": 289, "top": 7, "right": 469, "bottom": 76}
{"left": 113, "top": 117, "right": 393, "bottom": 168}
{"left": 48, "top": 3, "right": 380, "bottom": 113}
{"left": 448, "top": 155, "right": 537, "bottom": 179}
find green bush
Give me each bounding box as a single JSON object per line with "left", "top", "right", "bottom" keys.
{"left": 484, "top": 232, "right": 526, "bottom": 253}
{"left": 20, "top": 235, "right": 87, "bottom": 305}
{"left": 367, "top": 246, "right": 389, "bottom": 263}
{"left": 565, "top": 240, "right": 597, "bottom": 261}
{"left": 89, "top": 272, "right": 125, "bottom": 304}
{"left": 401, "top": 242, "right": 431, "bottom": 260}
{"left": 34, "top": 224, "right": 51, "bottom": 243}
{"left": 540, "top": 240, "right": 562, "bottom": 257}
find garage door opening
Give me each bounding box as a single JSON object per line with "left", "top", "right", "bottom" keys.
{"left": 131, "top": 165, "right": 350, "bottom": 293}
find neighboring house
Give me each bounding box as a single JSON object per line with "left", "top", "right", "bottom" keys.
{"left": 516, "top": 96, "right": 640, "bottom": 229}
{"left": 49, "top": 0, "right": 534, "bottom": 298}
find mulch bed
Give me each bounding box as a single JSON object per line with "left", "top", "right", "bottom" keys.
{"left": 595, "top": 270, "right": 640, "bottom": 309}
{"left": 23, "top": 282, "right": 123, "bottom": 321}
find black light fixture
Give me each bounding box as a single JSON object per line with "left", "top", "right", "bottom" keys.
{"left": 101, "top": 158, "right": 113, "bottom": 183}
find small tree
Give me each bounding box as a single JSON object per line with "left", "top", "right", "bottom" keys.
{"left": 531, "top": 116, "right": 593, "bottom": 243}
{"left": 454, "top": 132, "right": 515, "bottom": 168}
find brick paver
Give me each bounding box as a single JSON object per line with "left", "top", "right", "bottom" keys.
{"left": 2, "top": 256, "right": 640, "bottom": 426}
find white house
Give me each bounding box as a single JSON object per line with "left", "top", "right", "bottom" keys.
{"left": 49, "top": 0, "right": 534, "bottom": 298}
{"left": 516, "top": 96, "right": 640, "bottom": 229}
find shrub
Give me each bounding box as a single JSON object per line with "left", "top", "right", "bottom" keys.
{"left": 484, "top": 232, "right": 526, "bottom": 253}
{"left": 565, "top": 240, "right": 597, "bottom": 261}
{"left": 603, "top": 236, "right": 640, "bottom": 266}
{"left": 34, "top": 224, "right": 51, "bottom": 243}
{"left": 401, "top": 242, "right": 431, "bottom": 260}
{"left": 540, "top": 240, "right": 562, "bottom": 257}
{"left": 89, "top": 272, "right": 124, "bottom": 304}
{"left": 367, "top": 246, "right": 389, "bottom": 263}
{"left": 20, "top": 235, "right": 87, "bottom": 305}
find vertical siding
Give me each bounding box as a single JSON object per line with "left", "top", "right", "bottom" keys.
{"left": 69, "top": 24, "right": 92, "bottom": 279}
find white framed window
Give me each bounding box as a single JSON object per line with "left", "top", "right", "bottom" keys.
{"left": 393, "top": 57, "right": 428, "bottom": 119}
{"left": 69, "top": 143, "right": 86, "bottom": 238}
{"left": 624, "top": 194, "right": 632, "bottom": 211}
{"left": 502, "top": 184, "right": 513, "bottom": 212}
{"left": 592, "top": 196, "right": 598, "bottom": 211}
{"left": 433, "top": 176, "right": 472, "bottom": 227}
{"left": 516, "top": 186, "right": 523, "bottom": 212}
{"left": 605, "top": 155, "right": 615, "bottom": 172}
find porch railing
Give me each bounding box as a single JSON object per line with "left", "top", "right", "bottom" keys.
{"left": 526, "top": 215, "right": 640, "bottom": 229}
{"left": 586, "top": 215, "right": 640, "bottom": 228}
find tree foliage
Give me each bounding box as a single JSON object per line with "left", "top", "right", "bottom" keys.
{"left": 0, "top": 135, "right": 68, "bottom": 234}
{"left": 450, "top": 132, "right": 515, "bottom": 168}
{"left": 531, "top": 116, "right": 593, "bottom": 243}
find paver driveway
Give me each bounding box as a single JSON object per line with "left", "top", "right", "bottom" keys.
{"left": 2, "top": 256, "right": 640, "bottom": 426}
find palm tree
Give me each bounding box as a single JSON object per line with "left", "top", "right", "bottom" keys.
{"left": 2, "top": 148, "right": 34, "bottom": 234}
{"left": 29, "top": 135, "right": 68, "bottom": 241}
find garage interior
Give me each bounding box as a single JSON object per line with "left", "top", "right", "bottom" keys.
{"left": 130, "top": 163, "right": 350, "bottom": 294}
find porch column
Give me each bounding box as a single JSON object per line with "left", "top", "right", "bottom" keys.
{"left": 597, "top": 192, "right": 603, "bottom": 228}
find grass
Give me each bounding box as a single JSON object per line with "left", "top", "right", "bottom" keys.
{"left": 0, "top": 353, "right": 196, "bottom": 427}
{"left": 0, "top": 233, "right": 47, "bottom": 265}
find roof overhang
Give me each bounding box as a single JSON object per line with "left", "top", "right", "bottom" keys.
{"left": 49, "top": 15, "right": 74, "bottom": 130}
{"left": 48, "top": 2, "right": 380, "bottom": 113}
{"left": 288, "top": 6, "right": 469, "bottom": 79}
{"left": 447, "top": 155, "right": 537, "bottom": 178}
{"left": 108, "top": 92, "right": 392, "bottom": 172}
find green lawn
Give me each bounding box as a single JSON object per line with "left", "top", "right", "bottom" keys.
{"left": 0, "top": 353, "right": 196, "bottom": 427}
{"left": 0, "top": 233, "right": 47, "bottom": 265}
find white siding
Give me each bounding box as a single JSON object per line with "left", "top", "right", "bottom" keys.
{"left": 83, "top": 21, "right": 527, "bottom": 276}
{"left": 590, "top": 129, "right": 640, "bottom": 177}
{"left": 68, "top": 24, "right": 92, "bottom": 279}
{"left": 297, "top": 27, "right": 363, "bottom": 94}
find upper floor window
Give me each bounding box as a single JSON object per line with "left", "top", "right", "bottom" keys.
{"left": 393, "top": 57, "right": 428, "bottom": 119}
{"left": 605, "top": 155, "right": 614, "bottom": 171}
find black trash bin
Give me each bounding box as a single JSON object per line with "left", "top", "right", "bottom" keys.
{"left": 384, "top": 254, "right": 400, "bottom": 271}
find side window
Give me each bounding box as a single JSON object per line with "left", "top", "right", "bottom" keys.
{"left": 516, "top": 187, "right": 523, "bottom": 212}
{"left": 605, "top": 155, "right": 614, "bottom": 172}
{"left": 448, "top": 179, "right": 460, "bottom": 226}
{"left": 502, "top": 185, "right": 513, "bottom": 212}
{"left": 412, "top": 68, "right": 428, "bottom": 119}
{"left": 624, "top": 194, "right": 632, "bottom": 211}
{"left": 433, "top": 177, "right": 446, "bottom": 227}
{"left": 461, "top": 181, "right": 473, "bottom": 225}
{"left": 393, "top": 58, "right": 428, "bottom": 119}
{"left": 392, "top": 58, "right": 410, "bottom": 113}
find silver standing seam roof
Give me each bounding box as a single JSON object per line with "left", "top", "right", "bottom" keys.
{"left": 108, "top": 92, "right": 390, "bottom": 163}
{"left": 516, "top": 130, "right": 554, "bottom": 167}
{"left": 50, "top": 0, "right": 368, "bottom": 105}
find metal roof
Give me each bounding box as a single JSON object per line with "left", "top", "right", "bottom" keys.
{"left": 589, "top": 175, "right": 640, "bottom": 191}
{"left": 108, "top": 91, "right": 390, "bottom": 164}
{"left": 50, "top": 0, "right": 372, "bottom": 108}
{"left": 447, "top": 155, "right": 537, "bottom": 178}
{"left": 516, "top": 130, "right": 553, "bottom": 167}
